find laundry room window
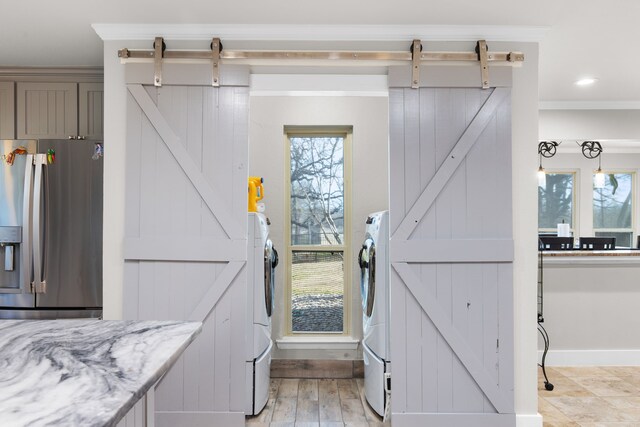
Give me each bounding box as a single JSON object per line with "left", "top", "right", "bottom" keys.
{"left": 285, "top": 128, "right": 352, "bottom": 335}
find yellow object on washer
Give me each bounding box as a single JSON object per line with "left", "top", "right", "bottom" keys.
{"left": 248, "top": 176, "right": 264, "bottom": 212}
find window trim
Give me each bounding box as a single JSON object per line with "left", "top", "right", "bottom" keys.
{"left": 538, "top": 170, "right": 579, "bottom": 236}
{"left": 592, "top": 170, "right": 636, "bottom": 243}
{"left": 284, "top": 128, "right": 353, "bottom": 337}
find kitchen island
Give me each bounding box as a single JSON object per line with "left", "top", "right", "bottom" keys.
{"left": 540, "top": 249, "right": 640, "bottom": 366}
{"left": 0, "top": 319, "right": 201, "bottom": 427}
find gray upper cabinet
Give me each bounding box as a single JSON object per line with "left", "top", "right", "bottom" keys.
{"left": 0, "top": 82, "right": 15, "bottom": 139}
{"left": 17, "top": 82, "right": 78, "bottom": 139}
{"left": 79, "top": 83, "right": 104, "bottom": 140}
{"left": 15, "top": 81, "right": 103, "bottom": 140}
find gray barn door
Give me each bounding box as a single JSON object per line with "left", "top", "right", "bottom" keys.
{"left": 389, "top": 67, "right": 514, "bottom": 427}
{"left": 123, "top": 66, "right": 248, "bottom": 427}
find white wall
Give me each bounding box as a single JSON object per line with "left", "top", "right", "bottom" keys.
{"left": 500, "top": 41, "right": 541, "bottom": 425}
{"left": 541, "top": 152, "right": 640, "bottom": 239}
{"left": 102, "top": 41, "right": 128, "bottom": 320}
{"left": 249, "top": 94, "right": 389, "bottom": 359}
{"left": 537, "top": 151, "right": 640, "bottom": 367}
{"left": 540, "top": 109, "right": 640, "bottom": 141}
{"left": 541, "top": 258, "right": 640, "bottom": 365}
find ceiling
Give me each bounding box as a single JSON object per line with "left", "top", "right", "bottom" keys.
{"left": 1, "top": 0, "right": 638, "bottom": 104}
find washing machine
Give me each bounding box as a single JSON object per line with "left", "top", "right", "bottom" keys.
{"left": 358, "top": 210, "right": 390, "bottom": 417}
{"left": 246, "top": 212, "right": 278, "bottom": 415}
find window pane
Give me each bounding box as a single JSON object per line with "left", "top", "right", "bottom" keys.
{"left": 538, "top": 173, "right": 574, "bottom": 229}
{"left": 593, "top": 173, "right": 632, "bottom": 229}
{"left": 290, "top": 136, "right": 344, "bottom": 246}
{"left": 291, "top": 251, "right": 343, "bottom": 333}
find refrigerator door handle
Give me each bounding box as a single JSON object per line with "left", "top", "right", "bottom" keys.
{"left": 21, "top": 154, "right": 34, "bottom": 294}
{"left": 31, "top": 154, "right": 47, "bottom": 294}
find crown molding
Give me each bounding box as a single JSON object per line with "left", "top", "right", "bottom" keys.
{"left": 92, "top": 24, "right": 548, "bottom": 43}
{"left": 0, "top": 67, "right": 103, "bottom": 82}
{"left": 539, "top": 101, "right": 640, "bottom": 110}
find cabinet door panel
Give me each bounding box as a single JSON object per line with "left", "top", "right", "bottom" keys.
{"left": 79, "top": 83, "right": 103, "bottom": 140}
{"left": 17, "top": 82, "right": 77, "bottom": 139}
{"left": 0, "top": 82, "right": 15, "bottom": 139}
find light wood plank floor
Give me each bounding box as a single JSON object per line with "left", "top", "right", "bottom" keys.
{"left": 248, "top": 366, "right": 640, "bottom": 426}
{"left": 246, "top": 378, "right": 390, "bottom": 427}
{"left": 539, "top": 366, "right": 640, "bottom": 426}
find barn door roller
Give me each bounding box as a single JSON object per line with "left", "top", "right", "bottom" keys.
{"left": 411, "top": 39, "right": 422, "bottom": 89}
{"left": 153, "top": 37, "right": 165, "bottom": 87}
{"left": 118, "top": 37, "right": 524, "bottom": 89}
{"left": 476, "top": 40, "right": 490, "bottom": 89}
{"left": 211, "top": 37, "right": 221, "bottom": 87}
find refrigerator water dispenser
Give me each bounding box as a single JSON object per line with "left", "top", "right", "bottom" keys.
{"left": 0, "top": 226, "right": 21, "bottom": 274}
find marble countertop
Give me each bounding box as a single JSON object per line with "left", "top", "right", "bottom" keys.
{"left": 542, "top": 249, "right": 640, "bottom": 257}
{"left": 0, "top": 319, "right": 202, "bottom": 427}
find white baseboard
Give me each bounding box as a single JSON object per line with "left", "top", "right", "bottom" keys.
{"left": 391, "top": 413, "right": 515, "bottom": 427}
{"left": 539, "top": 349, "right": 640, "bottom": 366}
{"left": 517, "top": 413, "right": 543, "bottom": 427}
{"left": 389, "top": 413, "right": 540, "bottom": 427}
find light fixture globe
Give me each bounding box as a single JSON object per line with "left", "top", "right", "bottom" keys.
{"left": 594, "top": 167, "right": 606, "bottom": 189}
{"left": 537, "top": 165, "right": 546, "bottom": 187}
{"left": 537, "top": 141, "right": 558, "bottom": 188}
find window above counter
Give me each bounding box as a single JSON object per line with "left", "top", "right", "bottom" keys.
{"left": 537, "top": 159, "right": 639, "bottom": 249}
{"left": 593, "top": 172, "right": 634, "bottom": 247}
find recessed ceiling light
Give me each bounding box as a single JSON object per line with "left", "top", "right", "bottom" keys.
{"left": 575, "top": 77, "right": 598, "bottom": 86}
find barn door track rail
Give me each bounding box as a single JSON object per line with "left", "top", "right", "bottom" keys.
{"left": 118, "top": 37, "right": 524, "bottom": 89}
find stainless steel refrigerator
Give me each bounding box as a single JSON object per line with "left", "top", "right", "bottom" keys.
{"left": 0, "top": 139, "right": 102, "bottom": 319}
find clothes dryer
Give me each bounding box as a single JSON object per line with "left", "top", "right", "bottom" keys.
{"left": 358, "top": 210, "right": 390, "bottom": 417}
{"left": 246, "top": 212, "right": 278, "bottom": 415}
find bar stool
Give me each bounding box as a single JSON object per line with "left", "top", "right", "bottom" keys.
{"left": 578, "top": 237, "right": 615, "bottom": 250}
{"left": 538, "top": 236, "right": 574, "bottom": 251}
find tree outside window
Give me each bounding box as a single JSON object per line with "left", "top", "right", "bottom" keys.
{"left": 538, "top": 173, "right": 574, "bottom": 230}
{"left": 290, "top": 136, "right": 344, "bottom": 246}
{"left": 593, "top": 173, "right": 633, "bottom": 247}
{"left": 288, "top": 134, "right": 348, "bottom": 334}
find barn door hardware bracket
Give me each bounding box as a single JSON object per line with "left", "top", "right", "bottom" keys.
{"left": 118, "top": 38, "right": 524, "bottom": 90}
{"left": 476, "top": 40, "right": 490, "bottom": 89}
{"left": 411, "top": 39, "right": 422, "bottom": 89}
{"left": 153, "top": 37, "right": 166, "bottom": 87}
{"left": 211, "top": 37, "right": 222, "bottom": 87}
